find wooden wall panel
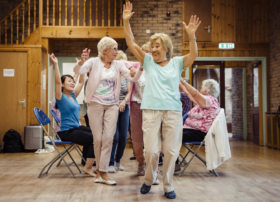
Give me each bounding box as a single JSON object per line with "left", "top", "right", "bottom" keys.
{"left": 184, "top": 0, "right": 269, "bottom": 43}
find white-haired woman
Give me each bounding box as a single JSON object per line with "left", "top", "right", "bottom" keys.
{"left": 174, "top": 79, "right": 221, "bottom": 174}
{"left": 123, "top": 2, "right": 201, "bottom": 199}
{"left": 73, "top": 37, "right": 143, "bottom": 185}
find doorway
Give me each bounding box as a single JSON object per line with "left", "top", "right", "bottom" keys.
{"left": 187, "top": 57, "right": 267, "bottom": 145}
{"left": 0, "top": 52, "right": 27, "bottom": 145}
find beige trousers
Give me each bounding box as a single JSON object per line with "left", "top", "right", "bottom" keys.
{"left": 142, "top": 109, "right": 182, "bottom": 193}
{"left": 87, "top": 101, "right": 119, "bottom": 172}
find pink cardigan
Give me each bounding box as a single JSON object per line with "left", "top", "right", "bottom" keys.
{"left": 73, "top": 57, "right": 142, "bottom": 103}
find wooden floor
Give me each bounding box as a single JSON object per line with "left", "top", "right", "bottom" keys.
{"left": 0, "top": 138, "right": 280, "bottom": 202}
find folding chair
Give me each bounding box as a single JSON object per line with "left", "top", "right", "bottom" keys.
{"left": 178, "top": 140, "right": 218, "bottom": 177}
{"left": 49, "top": 110, "right": 85, "bottom": 167}
{"left": 33, "top": 107, "right": 82, "bottom": 178}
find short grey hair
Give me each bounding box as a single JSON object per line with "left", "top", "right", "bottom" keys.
{"left": 201, "top": 79, "right": 220, "bottom": 98}
{"left": 150, "top": 33, "right": 173, "bottom": 59}
{"left": 97, "top": 36, "right": 117, "bottom": 57}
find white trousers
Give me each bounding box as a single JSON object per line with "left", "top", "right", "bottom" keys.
{"left": 142, "top": 109, "right": 182, "bottom": 192}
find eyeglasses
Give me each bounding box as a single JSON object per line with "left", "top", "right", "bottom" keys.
{"left": 111, "top": 47, "right": 118, "bottom": 52}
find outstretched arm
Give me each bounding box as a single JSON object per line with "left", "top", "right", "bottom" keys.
{"left": 180, "top": 78, "right": 206, "bottom": 108}
{"left": 179, "top": 83, "right": 197, "bottom": 105}
{"left": 50, "top": 53, "right": 62, "bottom": 100}
{"left": 182, "top": 15, "right": 201, "bottom": 69}
{"left": 73, "top": 48, "right": 92, "bottom": 75}
{"left": 123, "top": 2, "right": 145, "bottom": 65}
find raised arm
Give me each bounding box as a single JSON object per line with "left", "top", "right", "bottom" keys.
{"left": 50, "top": 53, "right": 62, "bottom": 100}
{"left": 73, "top": 48, "right": 93, "bottom": 75}
{"left": 180, "top": 78, "right": 206, "bottom": 108}
{"left": 182, "top": 15, "right": 201, "bottom": 69}
{"left": 123, "top": 2, "right": 145, "bottom": 65}
{"left": 74, "top": 73, "right": 85, "bottom": 98}
{"left": 179, "top": 83, "right": 197, "bottom": 105}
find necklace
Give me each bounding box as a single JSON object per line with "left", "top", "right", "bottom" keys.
{"left": 156, "top": 59, "right": 169, "bottom": 65}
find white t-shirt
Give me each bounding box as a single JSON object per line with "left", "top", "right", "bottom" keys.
{"left": 131, "top": 70, "right": 146, "bottom": 103}
{"left": 91, "top": 67, "right": 117, "bottom": 105}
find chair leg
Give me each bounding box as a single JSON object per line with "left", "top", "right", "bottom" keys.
{"left": 38, "top": 144, "right": 76, "bottom": 178}
{"left": 56, "top": 145, "right": 76, "bottom": 167}
{"left": 178, "top": 144, "right": 194, "bottom": 167}
{"left": 179, "top": 143, "right": 204, "bottom": 177}
{"left": 46, "top": 145, "right": 74, "bottom": 174}
{"left": 64, "top": 146, "right": 82, "bottom": 173}
{"left": 210, "top": 169, "right": 219, "bottom": 177}
{"left": 184, "top": 144, "right": 207, "bottom": 166}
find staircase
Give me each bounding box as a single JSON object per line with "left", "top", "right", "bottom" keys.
{"left": 0, "top": 0, "right": 125, "bottom": 45}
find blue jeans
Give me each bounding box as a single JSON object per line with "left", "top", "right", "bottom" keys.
{"left": 109, "top": 104, "right": 129, "bottom": 166}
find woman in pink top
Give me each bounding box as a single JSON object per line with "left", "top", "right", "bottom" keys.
{"left": 174, "top": 78, "right": 220, "bottom": 173}
{"left": 73, "top": 36, "right": 143, "bottom": 185}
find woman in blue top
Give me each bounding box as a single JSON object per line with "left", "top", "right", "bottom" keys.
{"left": 123, "top": 2, "right": 201, "bottom": 199}
{"left": 50, "top": 53, "right": 95, "bottom": 177}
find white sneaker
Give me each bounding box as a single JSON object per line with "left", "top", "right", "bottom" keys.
{"left": 116, "top": 163, "right": 124, "bottom": 171}
{"left": 108, "top": 166, "right": 116, "bottom": 173}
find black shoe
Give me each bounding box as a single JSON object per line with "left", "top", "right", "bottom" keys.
{"left": 140, "top": 183, "right": 151, "bottom": 194}
{"left": 130, "top": 156, "right": 136, "bottom": 160}
{"left": 165, "top": 191, "right": 176, "bottom": 199}
{"left": 92, "top": 161, "right": 96, "bottom": 166}
{"left": 158, "top": 155, "right": 163, "bottom": 165}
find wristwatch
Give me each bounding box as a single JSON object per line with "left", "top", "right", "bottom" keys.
{"left": 182, "top": 80, "right": 186, "bottom": 85}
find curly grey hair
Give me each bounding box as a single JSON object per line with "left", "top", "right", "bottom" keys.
{"left": 201, "top": 79, "right": 220, "bottom": 98}
{"left": 97, "top": 36, "right": 117, "bottom": 57}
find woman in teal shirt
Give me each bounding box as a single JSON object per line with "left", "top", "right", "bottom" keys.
{"left": 123, "top": 2, "right": 201, "bottom": 199}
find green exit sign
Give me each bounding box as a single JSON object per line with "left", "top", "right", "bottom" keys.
{"left": 219, "top": 43, "right": 235, "bottom": 49}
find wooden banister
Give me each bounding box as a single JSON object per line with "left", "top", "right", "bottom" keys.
{"left": 0, "top": 0, "right": 28, "bottom": 24}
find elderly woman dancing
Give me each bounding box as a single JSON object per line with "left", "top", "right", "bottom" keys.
{"left": 73, "top": 37, "right": 143, "bottom": 185}
{"left": 123, "top": 2, "right": 201, "bottom": 199}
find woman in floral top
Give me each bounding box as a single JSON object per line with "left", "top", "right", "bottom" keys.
{"left": 175, "top": 78, "right": 220, "bottom": 173}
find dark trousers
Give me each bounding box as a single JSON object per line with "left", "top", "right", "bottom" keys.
{"left": 176, "top": 128, "right": 207, "bottom": 164}
{"left": 84, "top": 114, "right": 90, "bottom": 127}
{"left": 58, "top": 125, "right": 95, "bottom": 159}
{"left": 109, "top": 104, "right": 129, "bottom": 166}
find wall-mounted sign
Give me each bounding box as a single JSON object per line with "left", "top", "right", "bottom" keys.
{"left": 3, "top": 69, "right": 14, "bottom": 77}
{"left": 219, "top": 43, "right": 235, "bottom": 49}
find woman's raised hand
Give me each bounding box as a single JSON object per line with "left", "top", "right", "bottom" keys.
{"left": 123, "top": 1, "right": 134, "bottom": 21}
{"left": 50, "top": 53, "right": 58, "bottom": 65}
{"left": 79, "top": 48, "right": 91, "bottom": 66}
{"left": 183, "top": 15, "right": 201, "bottom": 38}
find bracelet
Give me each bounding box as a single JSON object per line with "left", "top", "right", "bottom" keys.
{"left": 189, "top": 37, "right": 196, "bottom": 42}
{"left": 125, "top": 98, "right": 128, "bottom": 102}
{"left": 182, "top": 80, "right": 186, "bottom": 85}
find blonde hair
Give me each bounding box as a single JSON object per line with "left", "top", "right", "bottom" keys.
{"left": 141, "top": 41, "right": 150, "bottom": 51}
{"left": 97, "top": 36, "right": 117, "bottom": 57}
{"left": 115, "top": 50, "right": 127, "bottom": 60}
{"left": 202, "top": 79, "right": 220, "bottom": 98}
{"left": 150, "top": 33, "right": 173, "bottom": 59}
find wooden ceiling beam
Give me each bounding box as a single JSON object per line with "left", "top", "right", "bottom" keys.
{"left": 41, "top": 26, "right": 124, "bottom": 39}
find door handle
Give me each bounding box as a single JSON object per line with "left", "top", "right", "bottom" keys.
{"left": 204, "top": 26, "right": 211, "bottom": 33}
{"left": 19, "top": 99, "right": 26, "bottom": 108}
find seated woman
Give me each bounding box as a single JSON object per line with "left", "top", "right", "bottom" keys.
{"left": 179, "top": 79, "right": 192, "bottom": 123}
{"left": 175, "top": 78, "right": 220, "bottom": 173}
{"left": 50, "top": 53, "right": 95, "bottom": 177}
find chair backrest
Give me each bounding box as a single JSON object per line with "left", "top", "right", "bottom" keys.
{"left": 33, "top": 108, "right": 51, "bottom": 126}
{"left": 50, "top": 109, "right": 60, "bottom": 125}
